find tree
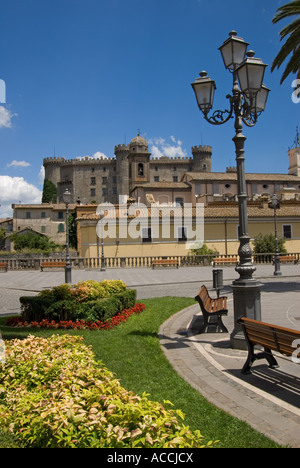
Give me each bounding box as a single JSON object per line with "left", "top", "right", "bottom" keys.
{"left": 9, "top": 231, "right": 60, "bottom": 252}
{"left": 42, "top": 179, "right": 58, "bottom": 203}
{"left": 271, "top": 0, "right": 300, "bottom": 84}
{"left": 253, "top": 233, "right": 287, "bottom": 254}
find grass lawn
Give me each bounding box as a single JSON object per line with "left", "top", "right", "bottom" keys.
{"left": 0, "top": 296, "right": 280, "bottom": 448}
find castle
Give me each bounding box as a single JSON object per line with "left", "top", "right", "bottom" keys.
{"left": 43, "top": 135, "right": 213, "bottom": 205}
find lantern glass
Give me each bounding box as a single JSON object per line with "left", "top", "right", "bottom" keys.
{"left": 191, "top": 72, "right": 216, "bottom": 112}
{"left": 63, "top": 189, "right": 72, "bottom": 205}
{"left": 219, "top": 31, "right": 249, "bottom": 70}
{"left": 237, "top": 52, "right": 267, "bottom": 96}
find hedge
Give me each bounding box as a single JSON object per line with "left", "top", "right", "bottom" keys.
{"left": 19, "top": 280, "right": 136, "bottom": 324}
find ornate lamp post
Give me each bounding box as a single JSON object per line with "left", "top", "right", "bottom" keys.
{"left": 191, "top": 31, "right": 270, "bottom": 349}
{"left": 269, "top": 194, "right": 282, "bottom": 276}
{"left": 98, "top": 210, "right": 106, "bottom": 271}
{"left": 63, "top": 189, "right": 72, "bottom": 284}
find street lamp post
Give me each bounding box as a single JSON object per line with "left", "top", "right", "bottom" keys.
{"left": 191, "top": 31, "right": 270, "bottom": 349}
{"left": 269, "top": 194, "right": 282, "bottom": 276}
{"left": 63, "top": 189, "right": 72, "bottom": 284}
{"left": 98, "top": 210, "right": 106, "bottom": 271}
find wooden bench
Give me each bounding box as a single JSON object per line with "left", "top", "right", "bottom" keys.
{"left": 194, "top": 285, "right": 228, "bottom": 334}
{"left": 238, "top": 316, "right": 300, "bottom": 374}
{"left": 152, "top": 259, "right": 179, "bottom": 269}
{"left": 213, "top": 257, "right": 237, "bottom": 267}
{"left": 0, "top": 262, "right": 8, "bottom": 272}
{"left": 41, "top": 261, "right": 66, "bottom": 271}
{"left": 272, "top": 255, "right": 298, "bottom": 265}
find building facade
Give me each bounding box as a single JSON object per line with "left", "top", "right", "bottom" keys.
{"left": 43, "top": 135, "right": 212, "bottom": 205}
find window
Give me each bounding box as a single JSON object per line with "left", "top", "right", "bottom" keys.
{"left": 175, "top": 197, "right": 184, "bottom": 207}
{"left": 58, "top": 212, "right": 64, "bottom": 220}
{"left": 41, "top": 226, "right": 46, "bottom": 233}
{"left": 102, "top": 177, "right": 107, "bottom": 185}
{"left": 154, "top": 176, "right": 159, "bottom": 182}
{"left": 155, "top": 166, "right": 158, "bottom": 171}
{"left": 91, "top": 188, "right": 96, "bottom": 197}
{"left": 26, "top": 212, "right": 31, "bottom": 219}
{"left": 103, "top": 167, "right": 106, "bottom": 172}
{"left": 41, "top": 212, "right": 46, "bottom": 219}
{"left": 58, "top": 223, "right": 64, "bottom": 233}
{"left": 173, "top": 176, "right": 178, "bottom": 182}
{"left": 283, "top": 225, "right": 292, "bottom": 239}
{"left": 102, "top": 188, "right": 108, "bottom": 196}
{"left": 177, "top": 227, "right": 188, "bottom": 242}
{"left": 138, "top": 163, "right": 144, "bottom": 177}
{"left": 142, "top": 227, "right": 152, "bottom": 243}
{"left": 91, "top": 177, "right": 96, "bottom": 185}
{"left": 113, "top": 187, "right": 117, "bottom": 195}
{"left": 113, "top": 176, "right": 117, "bottom": 184}
{"left": 173, "top": 166, "right": 177, "bottom": 172}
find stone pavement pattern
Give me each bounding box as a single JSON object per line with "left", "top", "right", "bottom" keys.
{"left": 0, "top": 264, "right": 299, "bottom": 447}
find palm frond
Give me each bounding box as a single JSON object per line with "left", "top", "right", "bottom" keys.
{"left": 278, "top": 47, "right": 300, "bottom": 83}
{"left": 273, "top": 0, "right": 300, "bottom": 24}
{"left": 272, "top": 0, "right": 300, "bottom": 83}
{"left": 279, "top": 17, "right": 300, "bottom": 39}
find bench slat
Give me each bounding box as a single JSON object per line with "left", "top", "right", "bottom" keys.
{"left": 195, "top": 285, "right": 228, "bottom": 334}
{"left": 238, "top": 316, "right": 300, "bottom": 373}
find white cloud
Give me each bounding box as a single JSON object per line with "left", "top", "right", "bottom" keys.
{"left": 6, "top": 160, "right": 31, "bottom": 168}
{"left": 0, "top": 106, "right": 17, "bottom": 129}
{"left": 149, "top": 136, "right": 188, "bottom": 159}
{"left": 0, "top": 176, "right": 42, "bottom": 218}
{"left": 38, "top": 165, "right": 45, "bottom": 185}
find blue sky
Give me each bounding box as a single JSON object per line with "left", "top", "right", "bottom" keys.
{"left": 0, "top": 0, "right": 298, "bottom": 217}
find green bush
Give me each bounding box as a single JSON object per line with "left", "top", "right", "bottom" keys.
{"left": 75, "top": 296, "right": 123, "bottom": 323}
{"left": 19, "top": 280, "right": 136, "bottom": 324}
{"left": 0, "top": 335, "right": 214, "bottom": 448}
{"left": 253, "top": 233, "right": 287, "bottom": 254}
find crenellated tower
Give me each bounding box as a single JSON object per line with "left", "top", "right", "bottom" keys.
{"left": 191, "top": 145, "right": 212, "bottom": 172}
{"left": 43, "top": 157, "right": 65, "bottom": 186}
{"left": 114, "top": 144, "right": 130, "bottom": 198}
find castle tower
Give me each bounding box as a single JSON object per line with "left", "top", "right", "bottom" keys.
{"left": 191, "top": 145, "right": 212, "bottom": 172}
{"left": 43, "top": 157, "right": 65, "bottom": 187}
{"left": 128, "top": 134, "right": 151, "bottom": 193}
{"left": 288, "top": 128, "right": 300, "bottom": 176}
{"left": 114, "top": 144, "right": 130, "bottom": 199}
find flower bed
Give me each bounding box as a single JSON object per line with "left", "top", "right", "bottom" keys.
{"left": 0, "top": 335, "right": 214, "bottom": 448}
{"left": 19, "top": 280, "right": 137, "bottom": 324}
{"left": 6, "top": 303, "right": 145, "bottom": 330}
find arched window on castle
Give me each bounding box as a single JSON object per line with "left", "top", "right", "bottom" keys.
{"left": 138, "top": 163, "right": 144, "bottom": 177}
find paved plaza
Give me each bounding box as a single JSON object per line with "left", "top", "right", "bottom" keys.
{"left": 0, "top": 264, "right": 299, "bottom": 447}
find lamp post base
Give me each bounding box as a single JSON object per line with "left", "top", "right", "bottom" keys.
{"left": 230, "top": 279, "right": 262, "bottom": 350}
{"left": 65, "top": 265, "right": 72, "bottom": 284}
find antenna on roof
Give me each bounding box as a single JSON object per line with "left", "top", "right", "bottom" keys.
{"left": 289, "top": 127, "right": 299, "bottom": 149}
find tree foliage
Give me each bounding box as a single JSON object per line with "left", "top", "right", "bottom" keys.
{"left": 42, "top": 179, "right": 58, "bottom": 203}
{"left": 271, "top": 0, "right": 300, "bottom": 83}
{"left": 253, "top": 233, "right": 287, "bottom": 254}
{"left": 10, "top": 231, "right": 60, "bottom": 252}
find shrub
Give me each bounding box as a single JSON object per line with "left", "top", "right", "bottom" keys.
{"left": 253, "top": 233, "right": 287, "bottom": 254}
{"left": 19, "top": 280, "right": 135, "bottom": 324}
{"left": 0, "top": 335, "right": 214, "bottom": 448}
{"left": 75, "top": 296, "right": 123, "bottom": 323}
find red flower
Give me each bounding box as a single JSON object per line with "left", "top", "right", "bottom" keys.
{"left": 6, "top": 303, "right": 145, "bottom": 331}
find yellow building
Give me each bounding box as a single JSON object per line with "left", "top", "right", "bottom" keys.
{"left": 76, "top": 195, "right": 300, "bottom": 261}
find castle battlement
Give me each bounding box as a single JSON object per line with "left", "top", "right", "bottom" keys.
{"left": 43, "top": 157, "right": 66, "bottom": 164}
{"left": 191, "top": 145, "right": 213, "bottom": 154}
{"left": 151, "top": 156, "right": 193, "bottom": 162}
{"left": 114, "top": 144, "right": 129, "bottom": 152}
{"left": 44, "top": 156, "right": 114, "bottom": 166}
